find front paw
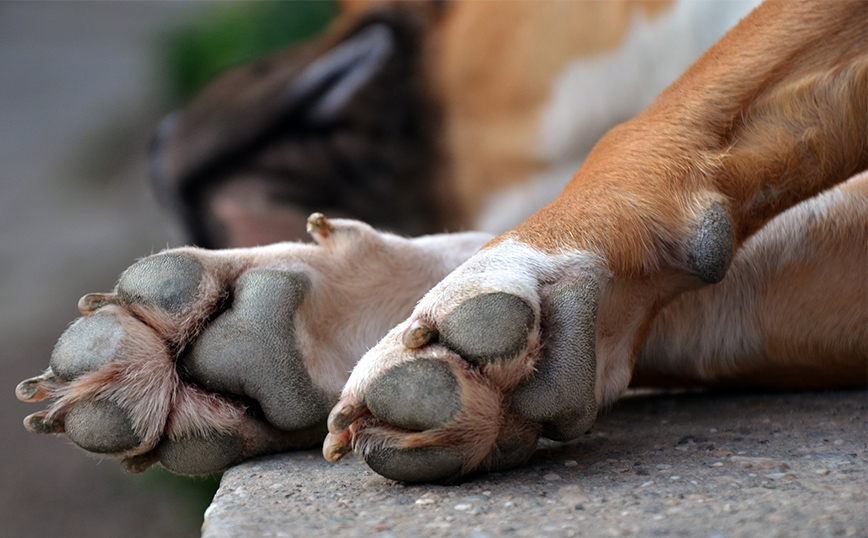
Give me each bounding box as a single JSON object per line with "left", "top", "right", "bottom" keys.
{"left": 324, "top": 240, "right": 605, "bottom": 482}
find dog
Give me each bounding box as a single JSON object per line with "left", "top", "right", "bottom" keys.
{"left": 17, "top": 0, "right": 866, "bottom": 483}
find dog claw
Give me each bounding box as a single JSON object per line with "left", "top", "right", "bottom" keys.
{"left": 402, "top": 319, "right": 436, "bottom": 349}
{"left": 77, "top": 293, "right": 115, "bottom": 315}
{"left": 15, "top": 373, "right": 55, "bottom": 402}
{"left": 306, "top": 212, "right": 333, "bottom": 238}
{"left": 323, "top": 430, "right": 353, "bottom": 462}
{"left": 327, "top": 396, "right": 367, "bottom": 434}
{"left": 23, "top": 412, "right": 64, "bottom": 434}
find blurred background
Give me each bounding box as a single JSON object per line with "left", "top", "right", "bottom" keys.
{"left": 0, "top": 2, "right": 334, "bottom": 536}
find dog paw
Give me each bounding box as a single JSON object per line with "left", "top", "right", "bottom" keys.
{"left": 324, "top": 240, "right": 606, "bottom": 482}
{"left": 17, "top": 215, "right": 487, "bottom": 475}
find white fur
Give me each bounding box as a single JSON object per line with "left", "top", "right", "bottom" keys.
{"left": 477, "top": 0, "right": 761, "bottom": 234}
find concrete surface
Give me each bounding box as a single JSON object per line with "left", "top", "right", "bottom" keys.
{"left": 203, "top": 389, "right": 866, "bottom": 538}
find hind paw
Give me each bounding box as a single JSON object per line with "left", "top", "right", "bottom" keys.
{"left": 18, "top": 215, "right": 489, "bottom": 475}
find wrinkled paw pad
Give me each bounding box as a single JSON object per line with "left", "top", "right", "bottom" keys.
{"left": 181, "top": 269, "right": 332, "bottom": 431}
{"left": 366, "top": 359, "right": 463, "bottom": 431}
{"left": 117, "top": 253, "right": 204, "bottom": 313}
{"left": 439, "top": 292, "right": 534, "bottom": 365}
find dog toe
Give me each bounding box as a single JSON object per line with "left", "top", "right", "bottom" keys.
{"left": 49, "top": 313, "right": 126, "bottom": 381}
{"left": 365, "top": 359, "right": 464, "bottom": 431}
{"left": 64, "top": 399, "right": 142, "bottom": 454}
{"left": 117, "top": 253, "right": 204, "bottom": 313}
{"left": 439, "top": 292, "right": 534, "bottom": 366}
{"left": 154, "top": 431, "right": 243, "bottom": 475}
{"left": 364, "top": 447, "right": 464, "bottom": 483}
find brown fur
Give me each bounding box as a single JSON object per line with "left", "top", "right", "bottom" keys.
{"left": 499, "top": 0, "right": 867, "bottom": 388}
{"left": 636, "top": 171, "right": 868, "bottom": 388}
{"left": 509, "top": 0, "right": 866, "bottom": 270}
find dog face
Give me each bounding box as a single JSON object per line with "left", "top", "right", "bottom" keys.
{"left": 149, "top": 0, "right": 753, "bottom": 248}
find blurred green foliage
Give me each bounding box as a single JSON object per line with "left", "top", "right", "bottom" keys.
{"left": 135, "top": 466, "right": 223, "bottom": 528}
{"left": 165, "top": 0, "right": 337, "bottom": 101}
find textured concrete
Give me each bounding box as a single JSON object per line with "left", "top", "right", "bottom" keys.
{"left": 203, "top": 389, "right": 866, "bottom": 538}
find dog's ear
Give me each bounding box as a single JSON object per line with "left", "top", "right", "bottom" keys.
{"left": 286, "top": 24, "right": 394, "bottom": 123}
{"left": 150, "top": 8, "right": 458, "bottom": 250}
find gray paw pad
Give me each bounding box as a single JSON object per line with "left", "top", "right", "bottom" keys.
{"left": 439, "top": 293, "right": 534, "bottom": 365}
{"left": 50, "top": 314, "right": 124, "bottom": 381}
{"left": 686, "top": 202, "right": 733, "bottom": 284}
{"left": 366, "top": 359, "right": 463, "bottom": 431}
{"left": 65, "top": 399, "right": 141, "bottom": 454}
{"left": 512, "top": 278, "right": 598, "bottom": 441}
{"left": 364, "top": 447, "right": 463, "bottom": 483}
{"left": 155, "top": 432, "right": 243, "bottom": 476}
{"left": 117, "top": 253, "right": 204, "bottom": 312}
{"left": 181, "top": 269, "right": 330, "bottom": 431}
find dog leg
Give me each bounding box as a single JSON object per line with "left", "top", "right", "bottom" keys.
{"left": 324, "top": 0, "right": 866, "bottom": 482}
{"left": 638, "top": 170, "right": 868, "bottom": 388}
{"left": 16, "top": 214, "right": 489, "bottom": 475}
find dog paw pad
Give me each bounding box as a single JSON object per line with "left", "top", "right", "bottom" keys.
{"left": 686, "top": 202, "right": 733, "bottom": 284}
{"left": 50, "top": 314, "right": 125, "bottom": 381}
{"left": 117, "top": 253, "right": 204, "bottom": 313}
{"left": 439, "top": 292, "right": 533, "bottom": 365}
{"left": 64, "top": 399, "right": 142, "bottom": 454}
{"left": 181, "top": 269, "right": 331, "bottom": 431}
{"left": 154, "top": 432, "right": 243, "bottom": 476}
{"left": 364, "top": 447, "right": 464, "bottom": 483}
{"left": 366, "top": 359, "right": 463, "bottom": 431}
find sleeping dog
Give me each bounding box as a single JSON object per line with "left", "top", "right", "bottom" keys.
{"left": 17, "top": 0, "right": 866, "bottom": 482}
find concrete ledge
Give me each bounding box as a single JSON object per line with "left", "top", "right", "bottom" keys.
{"left": 203, "top": 389, "right": 867, "bottom": 538}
